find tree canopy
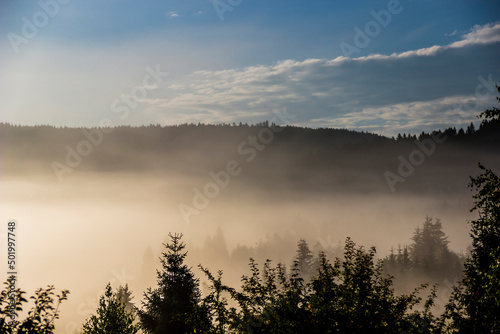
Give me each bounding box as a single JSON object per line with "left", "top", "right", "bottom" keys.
{"left": 82, "top": 283, "right": 139, "bottom": 334}
{"left": 443, "top": 163, "right": 500, "bottom": 333}
{"left": 0, "top": 280, "right": 69, "bottom": 334}
{"left": 137, "top": 233, "right": 210, "bottom": 334}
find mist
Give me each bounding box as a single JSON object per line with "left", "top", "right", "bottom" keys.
{"left": 2, "top": 120, "right": 499, "bottom": 333}
{"left": 2, "top": 1, "right": 500, "bottom": 331}
{"left": 0, "top": 151, "right": 481, "bottom": 332}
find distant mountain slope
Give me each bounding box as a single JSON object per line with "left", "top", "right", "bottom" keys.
{"left": 1, "top": 122, "right": 499, "bottom": 196}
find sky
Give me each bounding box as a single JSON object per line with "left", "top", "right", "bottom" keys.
{"left": 1, "top": 0, "right": 499, "bottom": 136}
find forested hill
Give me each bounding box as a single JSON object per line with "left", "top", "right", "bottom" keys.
{"left": 0, "top": 122, "right": 381, "bottom": 156}
{"left": 1, "top": 121, "right": 499, "bottom": 195}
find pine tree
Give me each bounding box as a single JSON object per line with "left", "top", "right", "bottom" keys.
{"left": 400, "top": 246, "right": 412, "bottom": 277}
{"left": 295, "top": 239, "right": 315, "bottom": 280}
{"left": 465, "top": 122, "right": 476, "bottom": 136}
{"left": 115, "top": 284, "right": 135, "bottom": 313}
{"left": 137, "top": 233, "right": 210, "bottom": 334}
{"left": 411, "top": 217, "right": 457, "bottom": 281}
{"left": 385, "top": 246, "right": 397, "bottom": 274}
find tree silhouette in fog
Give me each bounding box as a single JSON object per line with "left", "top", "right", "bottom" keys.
{"left": 411, "top": 217, "right": 462, "bottom": 282}
{"left": 441, "top": 163, "right": 500, "bottom": 333}
{"left": 0, "top": 281, "right": 69, "bottom": 333}
{"left": 295, "top": 239, "right": 316, "bottom": 280}
{"left": 199, "top": 238, "right": 436, "bottom": 333}
{"left": 384, "top": 245, "right": 412, "bottom": 282}
{"left": 384, "top": 217, "right": 464, "bottom": 290}
{"left": 441, "top": 93, "right": 500, "bottom": 332}
{"left": 137, "top": 233, "right": 210, "bottom": 333}
{"left": 82, "top": 283, "right": 139, "bottom": 334}
{"left": 115, "top": 284, "right": 135, "bottom": 314}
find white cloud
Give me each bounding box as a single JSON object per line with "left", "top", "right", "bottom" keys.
{"left": 445, "top": 30, "right": 458, "bottom": 37}
{"left": 1, "top": 20, "right": 498, "bottom": 135}
{"left": 139, "top": 22, "right": 500, "bottom": 135}
{"left": 166, "top": 11, "right": 181, "bottom": 18}
{"left": 450, "top": 22, "right": 500, "bottom": 48}
{"left": 350, "top": 22, "right": 500, "bottom": 61}
{"left": 309, "top": 96, "right": 488, "bottom": 136}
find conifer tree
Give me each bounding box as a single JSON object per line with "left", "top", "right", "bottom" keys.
{"left": 410, "top": 217, "right": 461, "bottom": 282}
{"left": 137, "top": 233, "right": 210, "bottom": 334}
{"left": 115, "top": 284, "right": 135, "bottom": 313}
{"left": 295, "top": 239, "right": 316, "bottom": 280}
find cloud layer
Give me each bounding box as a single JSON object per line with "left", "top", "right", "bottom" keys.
{"left": 1, "top": 17, "right": 498, "bottom": 136}
{"left": 143, "top": 22, "right": 500, "bottom": 135}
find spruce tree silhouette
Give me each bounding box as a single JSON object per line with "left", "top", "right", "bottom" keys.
{"left": 137, "top": 233, "right": 209, "bottom": 334}
{"left": 295, "top": 239, "right": 315, "bottom": 280}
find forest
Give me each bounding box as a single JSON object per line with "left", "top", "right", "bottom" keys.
{"left": 1, "top": 113, "right": 500, "bottom": 196}
{"left": 0, "top": 158, "right": 499, "bottom": 333}
{"left": 1, "top": 95, "right": 499, "bottom": 333}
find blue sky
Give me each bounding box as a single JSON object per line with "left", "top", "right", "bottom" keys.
{"left": 1, "top": 0, "right": 499, "bottom": 135}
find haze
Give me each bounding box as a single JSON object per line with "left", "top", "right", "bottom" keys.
{"left": 2, "top": 122, "right": 496, "bottom": 331}
{"left": 1, "top": 1, "right": 499, "bottom": 333}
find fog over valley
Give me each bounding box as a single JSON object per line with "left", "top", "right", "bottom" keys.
{"left": 1, "top": 1, "right": 499, "bottom": 332}
{"left": 1, "top": 122, "right": 498, "bottom": 330}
